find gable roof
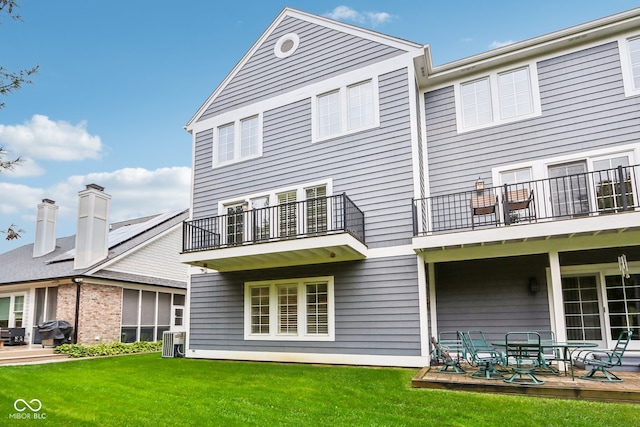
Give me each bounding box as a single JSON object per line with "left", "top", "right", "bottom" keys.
{"left": 0, "top": 209, "right": 189, "bottom": 288}
{"left": 185, "top": 7, "right": 422, "bottom": 129}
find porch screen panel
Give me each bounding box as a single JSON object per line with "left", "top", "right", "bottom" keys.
{"left": 140, "top": 291, "right": 156, "bottom": 341}
{"left": 549, "top": 162, "right": 589, "bottom": 217}
{"left": 46, "top": 287, "right": 58, "bottom": 321}
{"left": 605, "top": 274, "right": 640, "bottom": 341}
{"left": 157, "top": 293, "right": 171, "bottom": 338}
{"left": 0, "top": 297, "right": 9, "bottom": 328}
{"left": 562, "top": 276, "right": 602, "bottom": 340}
{"left": 121, "top": 289, "right": 139, "bottom": 343}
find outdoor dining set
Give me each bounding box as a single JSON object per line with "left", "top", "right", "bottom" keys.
{"left": 431, "top": 329, "right": 633, "bottom": 385}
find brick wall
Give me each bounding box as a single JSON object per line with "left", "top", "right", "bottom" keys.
{"left": 56, "top": 283, "right": 77, "bottom": 327}
{"left": 77, "top": 284, "right": 122, "bottom": 344}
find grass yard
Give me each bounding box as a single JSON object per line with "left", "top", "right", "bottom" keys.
{"left": 1, "top": 353, "right": 639, "bottom": 426}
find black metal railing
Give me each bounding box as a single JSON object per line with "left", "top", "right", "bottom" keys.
{"left": 183, "top": 193, "right": 365, "bottom": 252}
{"left": 413, "top": 165, "right": 640, "bottom": 235}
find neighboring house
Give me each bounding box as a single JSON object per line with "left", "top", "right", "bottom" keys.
{"left": 0, "top": 184, "right": 188, "bottom": 346}
{"left": 180, "top": 7, "right": 640, "bottom": 368}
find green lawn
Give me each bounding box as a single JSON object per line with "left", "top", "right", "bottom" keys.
{"left": 0, "top": 353, "right": 638, "bottom": 426}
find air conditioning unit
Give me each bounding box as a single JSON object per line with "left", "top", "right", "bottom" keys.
{"left": 162, "top": 331, "right": 185, "bottom": 358}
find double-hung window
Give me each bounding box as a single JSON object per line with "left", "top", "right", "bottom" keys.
{"left": 619, "top": 35, "right": 640, "bottom": 97}
{"left": 214, "top": 114, "right": 262, "bottom": 167}
{"left": 456, "top": 64, "right": 541, "bottom": 132}
{"left": 313, "top": 79, "right": 379, "bottom": 142}
{"left": 245, "top": 276, "right": 334, "bottom": 341}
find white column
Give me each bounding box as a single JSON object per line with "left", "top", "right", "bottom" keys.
{"left": 548, "top": 251, "right": 566, "bottom": 342}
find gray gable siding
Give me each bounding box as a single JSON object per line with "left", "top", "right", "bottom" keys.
{"left": 198, "top": 16, "right": 407, "bottom": 121}
{"left": 192, "top": 68, "right": 415, "bottom": 248}
{"left": 189, "top": 255, "right": 420, "bottom": 356}
{"left": 435, "top": 254, "right": 551, "bottom": 344}
{"left": 424, "top": 41, "right": 640, "bottom": 196}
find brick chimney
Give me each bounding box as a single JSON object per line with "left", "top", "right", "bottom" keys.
{"left": 74, "top": 184, "right": 111, "bottom": 270}
{"left": 33, "top": 199, "right": 58, "bottom": 258}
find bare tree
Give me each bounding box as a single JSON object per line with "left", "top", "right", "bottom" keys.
{"left": 1, "top": 0, "right": 38, "bottom": 239}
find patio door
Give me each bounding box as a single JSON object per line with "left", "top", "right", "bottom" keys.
{"left": 603, "top": 273, "right": 640, "bottom": 349}
{"left": 562, "top": 273, "right": 640, "bottom": 349}
{"left": 226, "top": 203, "right": 245, "bottom": 245}
{"left": 561, "top": 276, "right": 605, "bottom": 347}
{"left": 548, "top": 161, "right": 590, "bottom": 217}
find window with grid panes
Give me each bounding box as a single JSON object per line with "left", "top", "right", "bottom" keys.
{"left": 245, "top": 277, "right": 333, "bottom": 340}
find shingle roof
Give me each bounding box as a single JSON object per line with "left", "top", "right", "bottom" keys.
{"left": 0, "top": 209, "right": 189, "bottom": 288}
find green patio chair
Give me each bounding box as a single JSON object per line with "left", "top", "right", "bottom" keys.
{"left": 461, "top": 331, "right": 504, "bottom": 380}
{"left": 503, "top": 331, "right": 545, "bottom": 385}
{"left": 430, "top": 331, "right": 466, "bottom": 374}
{"left": 575, "top": 330, "right": 632, "bottom": 382}
{"left": 528, "top": 330, "right": 560, "bottom": 375}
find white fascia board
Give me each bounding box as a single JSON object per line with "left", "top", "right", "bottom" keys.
{"left": 187, "top": 349, "right": 428, "bottom": 368}
{"left": 422, "top": 8, "right": 640, "bottom": 90}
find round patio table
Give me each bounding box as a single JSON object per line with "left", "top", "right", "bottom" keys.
{"left": 492, "top": 341, "right": 598, "bottom": 380}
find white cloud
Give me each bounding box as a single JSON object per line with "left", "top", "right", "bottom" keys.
{"left": 0, "top": 114, "right": 103, "bottom": 161}
{"left": 489, "top": 40, "right": 514, "bottom": 49}
{"left": 324, "top": 6, "right": 395, "bottom": 27}
{"left": 0, "top": 166, "right": 191, "bottom": 251}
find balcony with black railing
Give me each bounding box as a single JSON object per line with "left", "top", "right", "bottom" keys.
{"left": 181, "top": 193, "right": 367, "bottom": 272}
{"left": 412, "top": 165, "right": 640, "bottom": 249}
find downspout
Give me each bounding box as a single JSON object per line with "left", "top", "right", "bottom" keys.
{"left": 72, "top": 278, "right": 83, "bottom": 343}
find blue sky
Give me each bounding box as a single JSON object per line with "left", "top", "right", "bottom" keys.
{"left": 0, "top": 0, "right": 637, "bottom": 254}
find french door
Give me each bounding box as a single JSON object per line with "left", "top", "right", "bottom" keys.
{"left": 549, "top": 161, "right": 590, "bottom": 217}
{"left": 562, "top": 273, "right": 640, "bottom": 349}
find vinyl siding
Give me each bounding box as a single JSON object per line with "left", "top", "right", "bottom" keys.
{"left": 424, "top": 41, "right": 640, "bottom": 196}
{"left": 434, "top": 255, "right": 551, "bottom": 343}
{"left": 198, "top": 16, "right": 407, "bottom": 121}
{"left": 192, "top": 67, "right": 415, "bottom": 248}
{"left": 189, "top": 255, "right": 421, "bottom": 356}
{"left": 104, "top": 227, "right": 188, "bottom": 282}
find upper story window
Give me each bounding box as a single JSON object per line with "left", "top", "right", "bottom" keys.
{"left": 213, "top": 114, "right": 262, "bottom": 167}
{"left": 619, "top": 35, "right": 640, "bottom": 97}
{"left": 455, "top": 64, "right": 541, "bottom": 133}
{"left": 313, "top": 78, "right": 379, "bottom": 142}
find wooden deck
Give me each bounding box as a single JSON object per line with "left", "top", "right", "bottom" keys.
{"left": 413, "top": 362, "right": 640, "bottom": 404}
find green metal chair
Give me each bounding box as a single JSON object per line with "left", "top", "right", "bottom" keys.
{"left": 461, "top": 330, "right": 504, "bottom": 380}
{"left": 503, "top": 331, "right": 545, "bottom": 385}
{"left": 528, "top": 330, "right": 560, "bottom": 375}
{"left": 430, "top": 331, "right": 466, "bottom": 374}
{"left": 575, "top": 330, "right": 632, "bottom": 382}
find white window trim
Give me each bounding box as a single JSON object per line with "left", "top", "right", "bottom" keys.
{"left": 311, "top": 77, "right": 380, "bottom": 143}
{"left": 618, "top": 35, "right": 640, "bottom": 98}
{"left": 244, "top": 276, "right": 335, "bottom": 341}
{"left": 454, "top": 62, "right": 542, "bottom": 134}
{"left": 274, "top": 33, "right": 300, "bottom": 59}
{"left": 212, "top": 113, "right": 263, "bottom": 168}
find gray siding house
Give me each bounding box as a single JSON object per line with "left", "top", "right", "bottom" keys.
{"left": 181, "top": 7, "right": 640, "bottom": 367}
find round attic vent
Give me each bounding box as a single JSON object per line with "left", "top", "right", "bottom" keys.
{"left": 274, "top": 33, "right": 299, "bottom": 58}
